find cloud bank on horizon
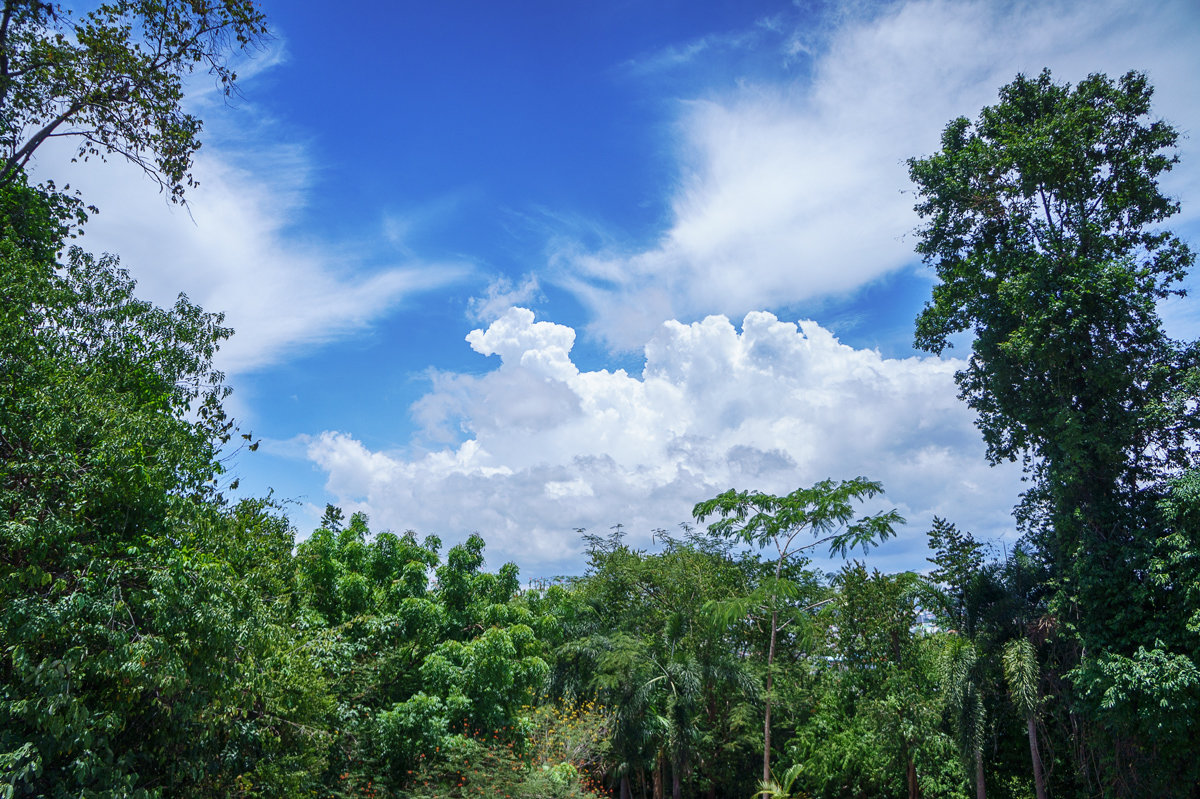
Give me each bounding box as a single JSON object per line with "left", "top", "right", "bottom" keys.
{"left": 308, "top": 308, "right": 1025, "bottom": 572}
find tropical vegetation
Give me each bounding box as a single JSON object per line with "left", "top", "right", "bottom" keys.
{"left": 1, "top": 3, "right": 1197, "bottom": 797}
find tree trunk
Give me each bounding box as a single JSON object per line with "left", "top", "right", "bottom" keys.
{"left": 620, "top": 775, "right": 633, "bottom": 799}
{"left": 975, "top": 749, "right": 986, "bottom": 799}
{"left": 1028, "top": 717, "right": 1047, "bottom": 799}
{"left": 653, "top": 751, "right": 664, "bottom": 799}
{"left": 764, "top": 606, "right": 778, "bottom": 784}
{"left": 906, "top": 753, "right": 919, "bottom": 799}
{"left": 672, "top": 764, "right": 682, "bottom": 799}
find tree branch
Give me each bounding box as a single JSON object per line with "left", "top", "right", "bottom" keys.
{"left": 0, "top": 98, "right": 83, "bottom": 183}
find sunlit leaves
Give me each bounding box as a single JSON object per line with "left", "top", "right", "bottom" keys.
{"left": 910, "top": 68, "right": 1200, "bottom": 793}
{"left": 0, "top": 0, "right": 269, "bottom": 202}
{"left": 693, "top": 477, "right": 902, "bottom": 559}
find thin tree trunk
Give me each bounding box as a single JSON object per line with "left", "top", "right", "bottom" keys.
{"left": 906, "top": 754, "right": 918, "bottom": 799}
{"left": 0, "top": 1, "right": 14, "bottom": 113}
{"left": 763, "top": 606, "right": 778, "bottom": 784}
{"left": 1028, "top": 717, "right": 1048, "bottom": 799}
{"left": 975, "top": 749, "right": 986, "bottom": 799}
{"left": 672, "top": 763, "right": 682, "bottom": 799}
{"left": 620, "top": 775, "right": 632, "bottom": 799}
{"left": 653, "top": 751, "right": 664, "bottom": 799}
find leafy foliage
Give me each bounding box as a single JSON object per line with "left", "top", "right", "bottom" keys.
{"left": 695, "top": 478, "right": 903, "bottom": 784}
{"left": 910, "top": 68, "right": 1200, "bottom": 797}
{"left": 908, "top": 69, "right": 1198, "bottom": 629}
{"left": 0, "top": 0, "right": 269, "bottom": 200}
{"left": 0, "top": 180, "right": 327, "bottom": 797}
{"left": 4, "top": 28, "right": 1199, "bottom": 799}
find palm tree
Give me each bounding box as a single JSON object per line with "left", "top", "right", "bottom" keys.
{"left": 940, "top": 637, "right": 988, "bottom": 799}
{"left": 754, "top": 763, "right": 805, "bottom": 799}
{"left": 1003, "top": 637, "right": 1047, "bottom": 799}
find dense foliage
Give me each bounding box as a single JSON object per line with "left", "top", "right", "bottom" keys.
{"left": 0, "top": 5, "right": 1196, "bottom": 795}
{"left": 909, "top": 69, "right": 1200, "bottom": 797}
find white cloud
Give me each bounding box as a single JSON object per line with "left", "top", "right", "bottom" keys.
{"left": 558, "top": 0, "right": 1200, "bottom": 349}
{"left": 307, "top": 308, "right": 1025, "bottom": 574}
{"left": 24, "top": 32, "right": 472, "bottom": 378}
{"left": 36, "top": 139, "right": 472, "bottom": 377}
{"left": 621, "top": 26, "right": 766, "bottom": 77}
{"left": 467, "top": 274, "right": 543, "bottom": 323}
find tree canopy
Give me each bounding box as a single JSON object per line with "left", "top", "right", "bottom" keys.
{"left": 909, "top": 69, "right": 1200, "bottom": 796}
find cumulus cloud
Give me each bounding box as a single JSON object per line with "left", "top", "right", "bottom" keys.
{"left": 558, "top": 0, "right": 1200, "bottom": 348}
{"left": 307, "top": 308, "right": 1024, "bottom": 575}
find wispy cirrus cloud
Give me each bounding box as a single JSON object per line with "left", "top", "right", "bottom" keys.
{"left": 556, "top": 0, "right": 1200, "bottom": 349}
{"left": 621, "top": 26, "right": 768, "bottom": 77}
{"left": 46, "top": 147, "right": 472, "bottom": 375}
{"left": 30, "top": 37, "right": 473, "bottom": 376}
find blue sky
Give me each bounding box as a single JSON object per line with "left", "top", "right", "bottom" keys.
{"left": 47, "top": 0, "right": 1200, "bottom": 578}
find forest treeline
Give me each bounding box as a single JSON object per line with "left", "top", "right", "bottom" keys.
{"left": 2, "top": 3, "right": 1199, "bottom": 798}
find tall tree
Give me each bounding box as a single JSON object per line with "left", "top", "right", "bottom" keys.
{"left": 693, "top": 478, "right": 902, "bottom": 785}
{"left": 908, "top": 69, "right": 1200, "bottom": 794}
{"left": 908, "top": 68, "right": 1197, "bottom": 634}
